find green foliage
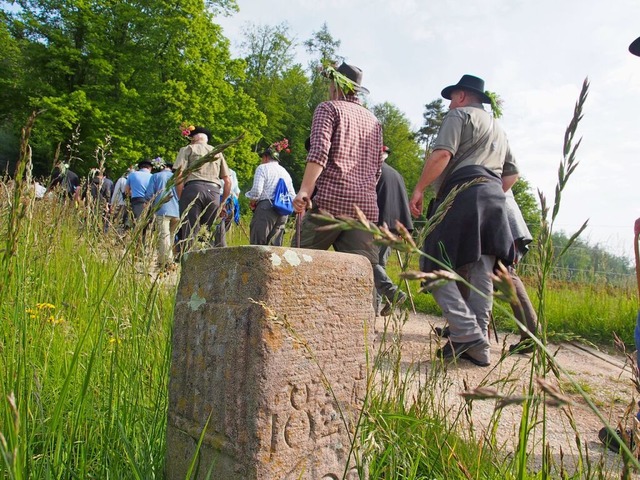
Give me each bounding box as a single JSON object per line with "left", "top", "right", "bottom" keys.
{"left": 237, "top": 23, "right": 315, "bottom": 188}
{"left": 511, "top": 176, "right": 541, "bottom": 239}
{"left": 1, "top": 0, "right": 263, "bottom": 177}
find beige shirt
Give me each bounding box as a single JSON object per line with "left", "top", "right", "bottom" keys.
{"left": 432, "top": 104, "right": 517, "bottom": 193}
{"left": 174, "top": 143, "right": 230, "bottom": 187}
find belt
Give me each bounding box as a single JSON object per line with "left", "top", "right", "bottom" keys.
{"left": 185, "top": 180, "right": 220, "bottom": 187}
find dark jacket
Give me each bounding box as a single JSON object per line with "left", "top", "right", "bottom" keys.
{"left": 420, "top": 165, "right": 514, "bottom": 272}
{"left": 376, "top": 163, "right": 413, "bottom": 233}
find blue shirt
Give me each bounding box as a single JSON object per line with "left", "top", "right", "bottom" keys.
{"left": 126, "top": 170, "right": 152, "bottom": 199}
{"left": 144, "top": 170, "right": 179, "bottom": 218}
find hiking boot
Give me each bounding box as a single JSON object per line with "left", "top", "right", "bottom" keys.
{"left": 434, "top": 325, "right": 451, "bottom": 338}
{"left": 509, "top": 339, "right": 535, "bottom": 355}
{"left": 460, "top": 351, "right": 491, "bottom": 367}
{"left": 436, "top": 338, "right": 488, "bottom": 362}
{"left": 380, "top": 291, "right": 408, "bottom": 317}
{"left": 599, "top": 426, "right": 635, "bottom": 453}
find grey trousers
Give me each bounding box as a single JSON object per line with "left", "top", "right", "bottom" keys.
{"left": 249, "top": 200, "right": 288, "bottom": 246}
{"left": 373, "top": 245, "right": 399, "bottom": 307}
{"left": 432, "top": 255, "right": 495, "bottom": 344}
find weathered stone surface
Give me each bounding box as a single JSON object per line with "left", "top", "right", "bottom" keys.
{"left": 165, "top": 246, "right": 373, "bottom": 479}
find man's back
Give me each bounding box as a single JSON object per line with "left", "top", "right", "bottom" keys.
{"left": 308, "top": 98, "right": 383, "bottom": 221}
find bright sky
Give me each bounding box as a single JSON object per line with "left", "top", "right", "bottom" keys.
{"left": 217, "top": 0, "right": 640, "bottom": 261}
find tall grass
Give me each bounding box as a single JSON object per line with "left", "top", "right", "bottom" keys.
{"left": 1, "top": 176, "right": 175, "bottom": 477}
{"left": 0, "top": 87, "right": 635, "bottom": 480}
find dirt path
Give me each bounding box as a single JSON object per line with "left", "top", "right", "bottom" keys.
{"left": 373, "top": 311, "right": 639, "bottom": 476}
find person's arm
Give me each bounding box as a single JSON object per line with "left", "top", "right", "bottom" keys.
{"left": 174, "top": 169, "right": 185, "bottom": 199}
{"left": 245, "top": 167, "right": 265, "bottom": 200}
{"left": 144, "top": 176, "right": 156, "bottom": 202}
{"left": 502, "top": 173, "right": 519, "bottom": 192}
{"left": 409, "top": 149, "right": 452, "bottom": 217}
{"left": 220, "top": 175, "right": 231, "bottom": 205}
{"left": 293, "top": 162, "right": 323, "bottom": 213}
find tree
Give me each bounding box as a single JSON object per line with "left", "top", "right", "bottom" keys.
{"left": 1, "top": 0, "right": 262, "bottom": 177}
{"left": 303, "top": 23, "right": 342, "bottom": 113}
{"left": 414, "top": 98, "right": 446, "bottom": 154}
{"left": 511, "top": 177, "right": 541, "bottom": 239}
{"left": 372, "top": 102, "right": 423, "bottom": 191}
{"left": 237, "top": 22, "right": 312, "bottom": 188}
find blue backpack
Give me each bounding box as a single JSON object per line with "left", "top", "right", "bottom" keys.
{"left": 272, "top": 178, "right": 293, "bottom": 216}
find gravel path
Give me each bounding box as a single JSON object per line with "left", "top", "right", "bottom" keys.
{"left": 373, "top": 311, "right": 639, "bottom": 476}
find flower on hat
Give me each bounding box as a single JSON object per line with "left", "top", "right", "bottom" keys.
{"left": 271, "top": 138, "right": 289, "bottom": 153}
{"left": 180, "top": 124, "right": 195, "bottom": 137}
{"left": 150, "top": 156, "right": 165, "bottom": 169}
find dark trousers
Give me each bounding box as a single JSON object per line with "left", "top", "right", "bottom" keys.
{"left": 249, "top": 200, "right": 287, "bottom": 246}
{"left": 178, "top": 181, "right": 221, "bottom": 255}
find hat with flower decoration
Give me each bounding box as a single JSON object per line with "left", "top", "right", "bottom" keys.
{"left": 150, "top": 157, "right": 165, "bottom": 171}
{"left": 181, "top": 124, "right": 211, "bottom": 139}
{"left": 260, "top": 138, "right": 290, "bottom": 161}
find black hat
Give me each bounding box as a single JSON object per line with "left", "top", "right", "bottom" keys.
{"left": 441, "top": 74, "right": 492, "bottom": 104}
{"left": 188, "top": 126, "right": 212, "bottom": 139}
{"left": 336, "top": 62, "right": 370, "bottom": 94}
{"left": 137, "top": 160, "right": 153, "bottom": 169}
{"left": 259, "top": 147, "right": 279, "bottom": 161}
{"left": 630, "top": 37, "right": 640, "bottom": 57}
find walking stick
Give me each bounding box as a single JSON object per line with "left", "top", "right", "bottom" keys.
{"left": 295, "top": 197, "right": 312, "bottom": 249}
{"left": 296, "top": 212, "right": 302, "bottom": 248}
{"left": 395, "top": 250, "right": 417, "bottom": 314}
{"left": 490, "top": 310, "right": 499, "bottom": 344}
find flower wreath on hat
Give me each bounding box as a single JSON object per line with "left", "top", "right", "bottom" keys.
{"left": 150, "top": 156, "right": 165, "bottom": 170}
{"left": 263, "top": 138, "right": 291, "bottom": 160}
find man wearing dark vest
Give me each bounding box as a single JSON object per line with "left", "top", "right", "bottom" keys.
{"left": 409, "top": 74, "right": 518, "bottom": 367}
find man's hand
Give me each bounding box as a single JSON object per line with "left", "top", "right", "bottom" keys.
{"left": 249, "top": 200, "right": 257, "bottom": 212}
{"left": 293, "top": 191, "right": 312, "bottom": 213}
{"left": 409, "top": 189, "right": 424, "bottom": 218}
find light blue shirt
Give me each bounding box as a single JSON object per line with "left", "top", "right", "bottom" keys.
{"left": 145, "top": 169, "right": 179, "bottom": 218}
{"left": 126, "top": 169, "right": 152, "bottom": 199}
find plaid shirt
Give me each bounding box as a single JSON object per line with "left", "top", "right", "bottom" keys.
{"left": 307, "top": 95, "right": 383, "bottom": 221}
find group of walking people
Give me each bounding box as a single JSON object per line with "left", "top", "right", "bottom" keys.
{"left": 47, "top": 59, "right": 538, "bottom": 369}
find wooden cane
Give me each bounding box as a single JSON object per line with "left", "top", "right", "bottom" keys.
{"left": 395, "top": 250, "right": 417, "bottom": 314}
{"left": 490, "top": 310, "right": 499, "bottom": 344}
{"left": 295, "top": 197, "right": 312, "bottom": 249}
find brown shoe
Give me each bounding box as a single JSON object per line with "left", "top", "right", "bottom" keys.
{"left": 380, "top": 291, "right": 408, "bottom": 316}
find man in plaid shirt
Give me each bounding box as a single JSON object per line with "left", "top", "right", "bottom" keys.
{"left": 292, "top": 62, "right": 383, "bottom": 267}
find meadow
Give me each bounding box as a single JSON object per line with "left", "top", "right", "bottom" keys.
{"left": 0, "top": 187, "right": 638, "bottom": 479}
{"left": 2, "top": 86, "right": 640, "bottom": 477}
